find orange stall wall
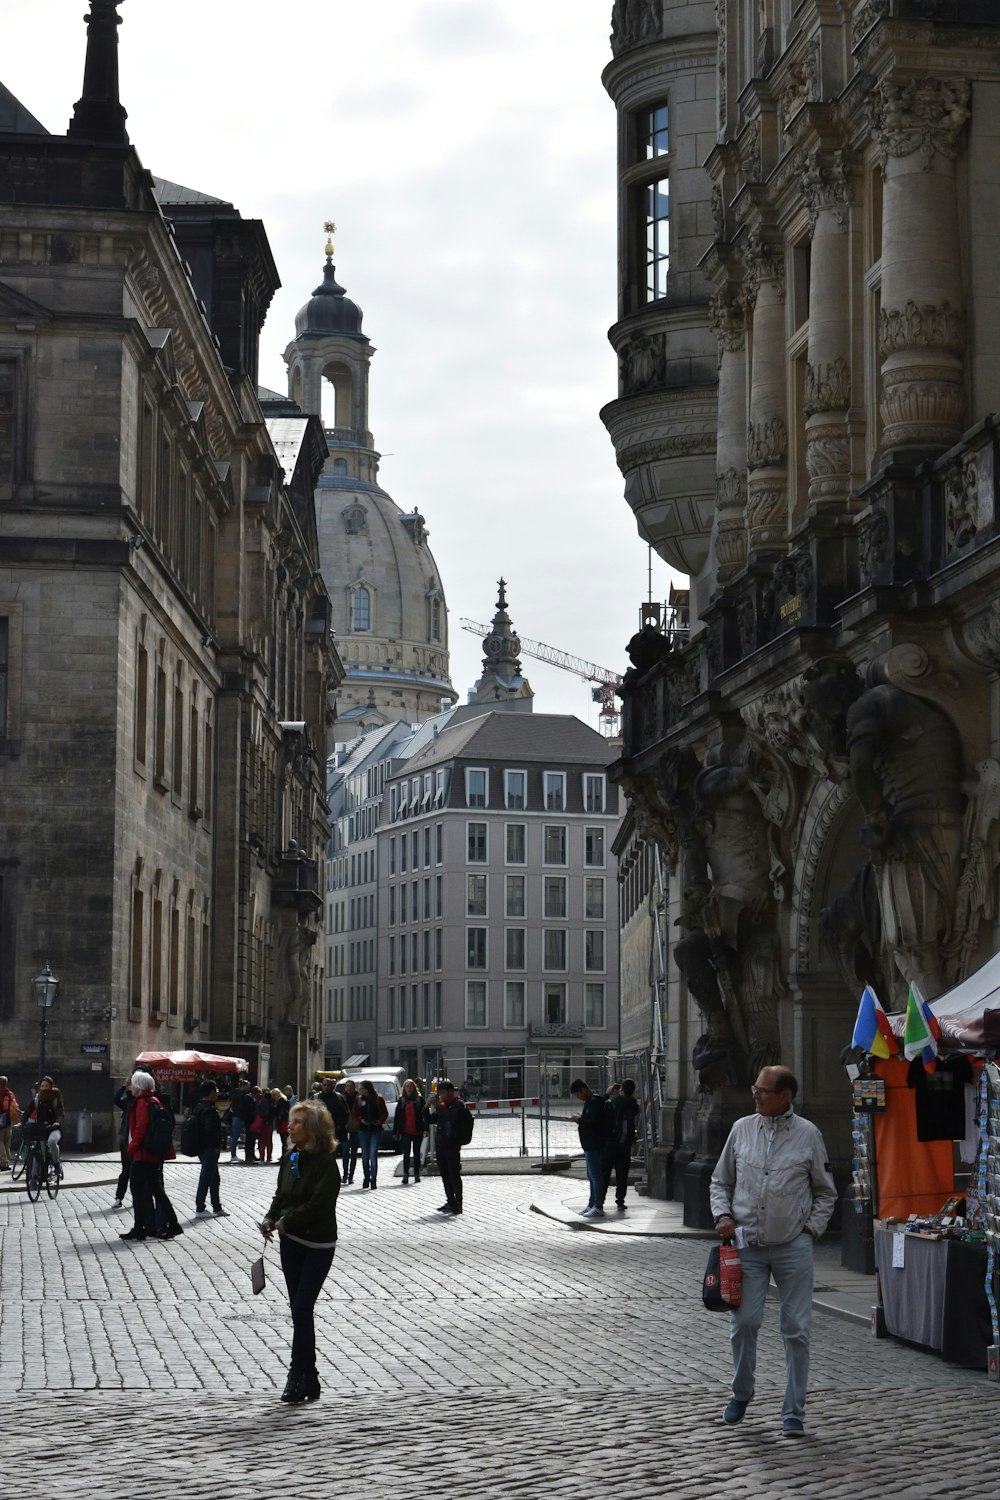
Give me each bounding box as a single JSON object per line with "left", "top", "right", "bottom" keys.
{"left": 872, "top": 1056, "right": 955, "bottom": 1219}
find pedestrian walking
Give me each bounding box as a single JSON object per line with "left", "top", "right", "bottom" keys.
{"left": 606, "top": 1078, "right": 640, "bottom": 1212}
{"left": 256, "top": 1087, "right": 276, "bottom": 1163}
{"left": 259, "top": 1099, "right": 340, "bottom": 1404}
{"left": 569, "top": 1078, "right": 614, "bottom": 1218}
{"left": 337, "top": 1079, "right": 360, "bottom": 1183}
{"left": 119, "top": 1070, "right": 181, "bottom": 1243}
{"left": 193, "top": 1081, "right": 228, "bottom": 1217}
{"left": 271, "top": 1088, "right": 290, "bottom": 1154}
{"left": 393, "top": 1079, "right": 427, "bottom": 1185}
{"left": 0, "top": 1075, "right": 19, "bottom": 1170}
{"left": 228, "top": 1079, "right": 254, "bottom": 1163}
{"left": 112, "top": 1078, "right": 133, "bottom": 1208}
{"left": 356, "top": 1079, "right": 388, "bottom": 1189}
{"left": 709, "top": 1065, "right": 836, "bottom": 1437}
{"left": 426, "top": 1078, "right": 473, "bottom": 1215}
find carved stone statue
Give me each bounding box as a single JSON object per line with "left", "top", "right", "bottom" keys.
{"left": 846, "top": 681, "right": 965, "bottom": 998}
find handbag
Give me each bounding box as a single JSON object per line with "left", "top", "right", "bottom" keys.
{"left": 702, "top": 1239, "right": 742, "bottom": 1310}
{"left": 250, "top": 1252, "right": 266, "bottom": 1295}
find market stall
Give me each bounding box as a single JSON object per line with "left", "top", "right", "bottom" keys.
{"left": 846, "top": 978, "right": 1000, "bottom": 1375}
{"left": 134, "top": 1050, "right": 248, "bottom": 1112}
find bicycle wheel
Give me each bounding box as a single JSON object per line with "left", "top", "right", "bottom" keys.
{"left": 10, "top": 1139, "right": 27, "bottom": 1182}
{"left": 25, "top": 1150, "right": 42, "bottom": 1203}
{"left": 45, "top": 1156, "right": 60, "bottom": 1199}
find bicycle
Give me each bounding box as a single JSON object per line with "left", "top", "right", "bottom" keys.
{"left": 10, "top": 1131, "right": 28, "bottom": 1182}
{"left": 23, "top": 1133, "right": 60, "bottom": 1202}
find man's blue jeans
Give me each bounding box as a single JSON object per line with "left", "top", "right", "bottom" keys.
{"left": 229, "top": 1116, "right": 242, "bottom": 1158}
{"left": 196, "top": 1151, "right": 221, "bottom": 1212}
{"left": 584, "top": 1147, "right": 610, "bottom": 1209}
{"left": 358, "top": 1129, "right": 380, "bottom": 1185}
{"left": 729, "top": 1233, "right": 814, "bottom": 1421}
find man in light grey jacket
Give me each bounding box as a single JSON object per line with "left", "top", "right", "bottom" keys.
{"left": 709, "top": 1065, "right": 836, "bottom": 1438}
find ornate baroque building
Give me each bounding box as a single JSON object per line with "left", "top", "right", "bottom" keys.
{"left": 602, "top": 0, "right": 1000, "bottom": 1220}
{"left": 0, "top": 2, "right": 340, "bottom": 1126}
{"left": 280, "top": 237, "right": 456, "bottom": 737}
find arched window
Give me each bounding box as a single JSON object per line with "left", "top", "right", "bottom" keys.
{"left": 333, "top": 458, "right": 348, "bottom": 475}
{"left": 352, "top": 586, "right": 371, "bottom": 632}
{"left": 430, "top": 596, "right": 442, "bottom": 641}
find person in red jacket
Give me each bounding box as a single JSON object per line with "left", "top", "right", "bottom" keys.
{"left": 0, "top": 1075, "right": 19, "bottom": 1170}
{"left": 120, "top": 1070, "right": 181, "bottom": 1244}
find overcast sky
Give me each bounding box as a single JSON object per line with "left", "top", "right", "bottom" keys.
{"left": 5, "top": 0, "right": 680, "bottom": 727}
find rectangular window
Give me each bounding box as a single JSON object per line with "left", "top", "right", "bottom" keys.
{"left": 504, "top": 769, "right": 526, "bottom": 809}
{"left": 466, "top": 980, "right": 487, "bottom": 1028}
{"left": 388, "top": 886, "right": 395, "bottom": 925}
{"left": 505, "top": 874, "right": 526, "bottom": 918}
{"left": 583, "top": 773, "right": 606, "bottom": 813}
{"left": 435, "top": 769, "right": 447, "bottom": 807}
{"left": 168, "top": 905, "right": 180, "bottom": 1015}
{"left": 435, "top": 927, "right": 442, "bottom": 970}
{"left": 585, "top": 930, "right": 605, "bottom": 972}
{"left": 411, "top": 931, "right": 419, "bottom": 972}
{"left": 543, "top": 876, "right": 567, "bottom": 919}
{"left": 423, "top": 877, "right": 431, "bottom": 920}
{"left": 506, "top": 823, "right": 526, "bottom": 864}
{"left": 585, "top": 826, "right": 605, "bottom": 867}
{"left": 423, "top": 827, "right": 431, "bottom": 867}
{"left": 130, "top": 887, "right": 144, "bottom": 1012}
{"left": 0, "top": 363, "right": 14, "bottom": 487}
{"left": 505, "top": 928, "right": 526, "bottom": 971}
{"left": 467, "top": 822, "right": 487, "bottom": 862}
{"left": 388, "top": 986, "right": 396, "bottom": 1032}
{"left": 543, "top": 825, "right": 567, "bottom": 865}
{"left": 543, "top": 771, "right": 566, "bottom": 811}
{"left": 151, "top": 893, "right": 163, "bottom": 1013}
{"left": 584, "top": 982, "right": 606, "bottom": 1028}
{"left": 422, "top": 930, "right": 430, "bottom": 973}
{"left": 466, "top": 767, "right": 488, "bottom": 807}
{"left": 436, "top": 823, "right": 443, "bottom": 863}
{"left": 389, "top": 837, "right": 396, "bottom": 875}
{"left": 646, "top": 177, "right": 669, "bottom": 301}
{"left": 388, "top": 935, "right": 395, "bottom": 976}
{"left": 585, "top": 877, "right": 605, "bottom": 921}
{"left": 435, "top": 982, "right": 442, "bottom": 1028}
{"left": 467, "top": 874, "right": 487, "bottom": 917}
{"left": 544, "top": 982, "right": 566, "bottom": 1026}
{"left": 436, "top": 874, "right": 443, "bottom": 918}
{"left": 188, "top": 702, "right": 200, "bottom": 814}
{"left": 467, "top": 927, "right": 487, "bottom": 969}
{"left": 504, "top": 981, "right": 525, "bottom": 1029}
{"left": 154, "top": 662, "right": 167, "bottom": 784}
{"left": 203, "top": 718, "right": 213, "bottom": 821}
{"left": 423, "top": 983, "right": 430, "bottom": 1029}
{"left": 134, "top": 639, "right": 148, "bottom": 767}
{"left": 400, "top": 836, "right": 407, "bottom": 873}
{"left": 543, "top": 929, "right": 567, "bottom": 971}
{"left": 400, "top": 884, "right": 407, "bottom": 923}
{"left": 412, "top": 831, "right": 420, "bottom": 868}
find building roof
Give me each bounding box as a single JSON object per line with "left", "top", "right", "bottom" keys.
{"left": 399, "top": 711, "right": 612, "bottom": 774}
{"left": 152, "top": 176, "right": 231, "bottom": 207}
{"left": 0, "top": 82, "right": 49, "bottom": 135}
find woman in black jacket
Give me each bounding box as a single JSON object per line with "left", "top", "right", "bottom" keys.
{"left": 393, "top": 1079, "right": 427, "bottom": 1185}
{"left": 260, "top": 1100, "right": 340, "bottom": 1404}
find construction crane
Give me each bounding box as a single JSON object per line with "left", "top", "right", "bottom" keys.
{"left": 460, "top": 618, "right": 623, "bottom": 733}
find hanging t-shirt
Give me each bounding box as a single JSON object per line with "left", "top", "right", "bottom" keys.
{"left": 908, "top": 1056, "right": 972, "bottom": 1141}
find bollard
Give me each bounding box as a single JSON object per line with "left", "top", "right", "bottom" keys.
{"left": 76, "top": 1107, "right": 93, "bottom": 1146}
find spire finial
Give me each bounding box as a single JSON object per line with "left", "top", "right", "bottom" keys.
{"left": 497, "top": 577, "right": 508, "bottom": 611}
{"left": 324, "top": 220, "right": 336, "bottom": 260}
{"left": 68, "top": 0, "right": 129, "bottom": 145}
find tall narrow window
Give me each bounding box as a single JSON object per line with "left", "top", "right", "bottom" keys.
{"left": 189, "top": 702, "right": 200, "bottom": 815}
{"left": 135, "top": 640, "right": 148, "bottom": 767}
{"left": 352, "top": 585, "right": 371, "bottom": 631}
{"left": 543, "top": 772, "right": 565, "bottom": 811}
{"left": 172, "top": 672, "right": 184, "bottom": 795}
{"left": 0, "top": 617, "right": 9, "bottom": 739}
{"left": 151, "top": 889, "right": 163, "bottom": 1014}
{"left": 203, "top": 717, "right": 213, "bottom": 821}
{"left": 130, "top": 887, "right": 144, "bottom": 1012}
{"left": 154, "top": 662, "right": 167, "bottom": 786}
{"left": 0, "top": 363, "right": 16, "bottom": 489}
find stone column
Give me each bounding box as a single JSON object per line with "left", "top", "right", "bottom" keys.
{"left": 744, "top": 228, "right": 788, "bottom": 557}
{"left": 870, "top": 76, "right": 970, "bottom": 458}
{"left": 709, "top": 285, "right": 748, "bottom": 580}
{"left": 803, "top": 149, "right": 853, "bottom": 513}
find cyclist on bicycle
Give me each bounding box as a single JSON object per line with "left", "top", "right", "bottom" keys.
{"left": 23, "top": 1075, "right": 64, "bottom": 1179}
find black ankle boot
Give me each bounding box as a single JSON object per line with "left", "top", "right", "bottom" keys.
{"left": 304, "top": 1371, "right": 321, "bottom": 1401}
{"left": 281, "top": 1370, "right": 309, "bottom": 1404}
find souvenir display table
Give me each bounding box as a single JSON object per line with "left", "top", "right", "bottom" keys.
{"left": 874, "top": 1227, "right": 992, "bottom": 1368}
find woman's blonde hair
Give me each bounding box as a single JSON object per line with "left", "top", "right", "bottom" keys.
{"left": 290, "top": 1099, "right": 336, "bottom": 1152}
{"left": 270, "top": 1087, "right": 284, "bottom": 1102}
{"left": 401, "top": 1078, "right": 422, "bottom": 1100}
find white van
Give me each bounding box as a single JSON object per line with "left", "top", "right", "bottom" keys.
{"left": 338, "top": 1066, "right": 408, "bottom": 1150}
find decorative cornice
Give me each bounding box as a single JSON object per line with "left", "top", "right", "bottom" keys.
{"left": 617, "top": 433, "right": 719, "bottom": 472}
{"left": 868, "top": 75, "right": 970, "bottom": 171}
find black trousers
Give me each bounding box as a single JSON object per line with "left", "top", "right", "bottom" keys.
{"left": 279, "top": 1236, "right": 335, "bottom": 1375}
{"left": 605, "top": 1145, "right": 632, "bottom": 1206}
{"left": 129, "top": 1159, "right": 157, "bottom": 1235}
{"left": 401, "top": 1133, "right": 423, "bottom": 1179}
{"left": 437, "top": 1145, "right": 462, "bottom": 1208}
{"left": 116, "top": 1146, "right": 131, "bottom": 1200}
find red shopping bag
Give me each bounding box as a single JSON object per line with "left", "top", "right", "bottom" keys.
{"left": 719, "top": 1242, "right": 742, "bottom": 1308}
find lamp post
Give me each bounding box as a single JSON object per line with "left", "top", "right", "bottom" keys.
{"left": 31, "top": 962, "right": 60, "bottom": 1080}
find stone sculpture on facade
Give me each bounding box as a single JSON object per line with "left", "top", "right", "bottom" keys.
{"left": 845, "top": 680, "right": 965, "bottom": 999}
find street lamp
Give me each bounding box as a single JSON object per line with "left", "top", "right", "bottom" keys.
{"left": 31, "top": 962, "right": 59, "bottom": 1080}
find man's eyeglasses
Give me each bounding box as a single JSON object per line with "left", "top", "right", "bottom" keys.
{"left": 750, "top": 1085, "right": 783, "bottom": 1096}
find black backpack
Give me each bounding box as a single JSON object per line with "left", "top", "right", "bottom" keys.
{"left": 179, "top": 1111, "right": 201, "bottom": 1158}
{"left": 144, "top": 1095, "right": 175, "bottom": 1158}
{"left": 453, "top": 1104, "right": 475, "bottom": 1146}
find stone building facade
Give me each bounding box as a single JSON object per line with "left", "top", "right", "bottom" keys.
{"left": 0, "top": 2, "right": 339, "bottom": 1126}
{"left": 602, "top": 0, "right": 1000, "bottom": 1222}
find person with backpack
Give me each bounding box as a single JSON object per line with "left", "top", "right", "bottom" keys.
{"left": 427, "top": 1078, "right": 473, "bottom": 1216}
{"left": 229, "top": 1080, "right": 256, "bottom": 1164}
{"left": 355, "top": 1079, "right": 388, "bottom": 1190}
{"left": 112, "top": 1078, "right": 134, "bottom": 1208}
{"left": 120, "top": 1070, "right": 181, "bottom": 1243}
{"left": 192, "top": 1081, "right": 227, "bottom": 1218}
{"left": 605, "top": 1078, "right": 641, "bottom": 1212}
{"left": 23, "top": 1075, "right": 65, "bottom": 1179}
{"left": 0, "top": 1075, "right": 20, "bottom": 1171}
{"left": 569, "top": 1077, "right": 615, "bottom": 1219}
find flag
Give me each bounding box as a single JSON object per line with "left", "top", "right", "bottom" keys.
{"left": 851, "top": 985, "right": 898, "bottom": 1059}
{"left": 903, "top": 982, "right": 942, "bottom": 1071}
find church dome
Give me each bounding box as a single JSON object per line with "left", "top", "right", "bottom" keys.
{"left": 294, "top": 259, "right": 364, "bottom": 339}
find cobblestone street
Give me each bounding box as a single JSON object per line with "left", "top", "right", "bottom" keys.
{"left": 2, "top": 1160, "right": 996, "bottom": 1497}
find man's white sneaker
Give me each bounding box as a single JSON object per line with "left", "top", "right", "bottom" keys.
{"left": 195, "top": 1208, "right": 211, "bottom": 1217}
{"left": 589, "top": 1208, "right": 605, "bottom": 1218}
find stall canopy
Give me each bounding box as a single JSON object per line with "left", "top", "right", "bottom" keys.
{"left": 135, "top": 1050, "right": 248, "bottom": 1082}
{"left": 880, "top": 951, "right": 1000, "bottom": 1050}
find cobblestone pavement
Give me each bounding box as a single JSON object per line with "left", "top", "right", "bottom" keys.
{"left": 2, "top": 1160, "right": 997, "bottom": 1497}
